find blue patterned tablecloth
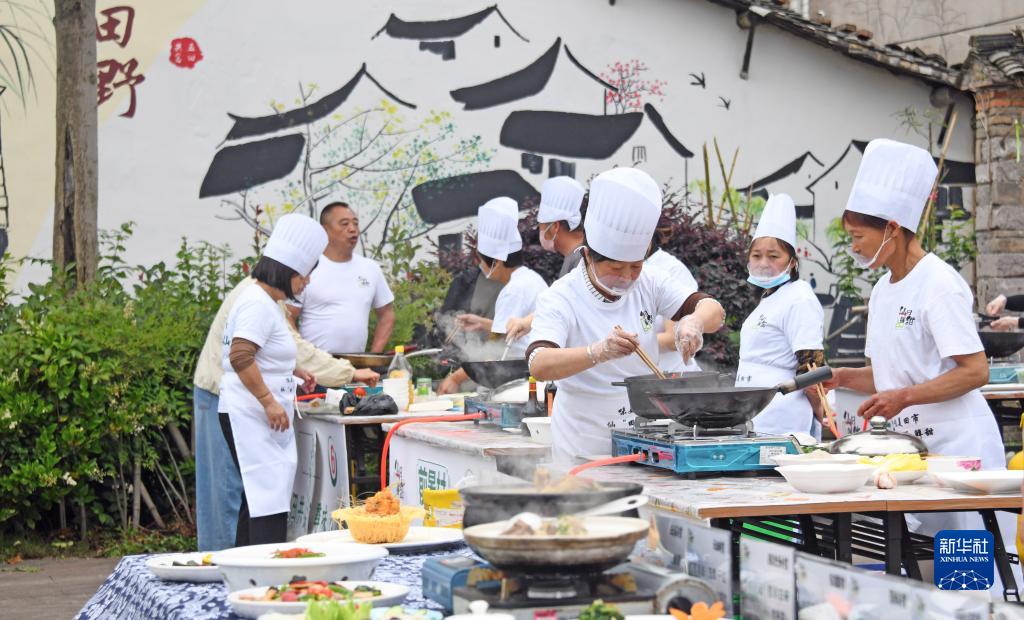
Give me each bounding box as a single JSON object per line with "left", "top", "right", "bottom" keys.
{"left": 75, "top": 544, "right": 472, "bottom": 620}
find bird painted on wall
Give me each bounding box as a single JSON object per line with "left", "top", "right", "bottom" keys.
{"left": 689, "top": 72, "right": 706, "bottom": 88}
{"left": 718, "top": 96, "right": 731, "bottom": 110}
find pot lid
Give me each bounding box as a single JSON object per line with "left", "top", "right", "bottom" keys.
{"left": 829, "top": 416, "right": 928, "bottom": 456}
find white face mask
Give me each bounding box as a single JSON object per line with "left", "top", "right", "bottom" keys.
{"left": 747, "top": 261, "right": 793, "bottom": 289}
{"left": 539, "top": 223, "right": 557, "bottom": 252}
{"left": 851, "top": 232, "right": 892, "bottom": 269}
{"left": 587, "top": 256, "right": 637, "bottom": 297}
{"left": 479, "top": 260, "right": 496, "bottom": 279}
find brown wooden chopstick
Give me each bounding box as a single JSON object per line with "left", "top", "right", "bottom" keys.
{"left": 615, "top": 324, "right": 666, "bottom": 379}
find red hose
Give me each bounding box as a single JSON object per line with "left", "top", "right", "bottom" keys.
{"left": 568, "top": 453, "right": 644, "bottom": 476}
{"left": 380, "top": 414, "right": 484, "bottom": 491}
{"left": 296, "top": 393, "right": 326, "bottom": 402}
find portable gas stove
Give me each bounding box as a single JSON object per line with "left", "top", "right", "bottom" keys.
{"left": 611, "top": 420, "right": 800, "bottom": 476}
{"left": 424, "top": 556, "right": 717, "bottom": 620}
{"left": 464, "top": 397, "right": 526, "bottom": 430}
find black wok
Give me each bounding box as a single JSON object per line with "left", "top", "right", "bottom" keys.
{"left": 459, "top": 481, "right": 643, "bottom": 528}
{"left": 612, "top": 371, "right": 735, "bottom": 420}
{"left": 460, "top": 359, "right": 529, "bottom": 389}
{"left": 646, "top": 366, "right": 833, "bottom": 429}
{"left": 978, "top": 331, "right": 1024, "bottom": 359}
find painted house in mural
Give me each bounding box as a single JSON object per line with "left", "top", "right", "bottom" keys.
{"left": 372, "top": 5, "right": 530, "bottom": 62}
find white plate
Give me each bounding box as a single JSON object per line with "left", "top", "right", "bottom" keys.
{"left": 933, "top": 470, "right": 1024, "bottom": 494}
{"left": 771, "top": 453, "right": 861, "bottom": 467}
{"left": 296, "top": 526, "right": 463, "bottom": 552}
{"left": 145, "top": 553, "right": 221, "bottom": 583}
{"left": 227, "top": 581, "right": 408, "bottom": 619}
{"left": 212, "top": 542, "right": 388, "bottom": 592}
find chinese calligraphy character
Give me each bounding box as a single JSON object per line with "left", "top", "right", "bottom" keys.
{"left": 97, "top": 58, "right": 145, "bottom": 118}
{"left": 96, "top": 6, "right": 135, "bottom": 47}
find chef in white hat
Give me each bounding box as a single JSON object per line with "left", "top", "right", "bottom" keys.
{"left": 218, "top": 213, "right": 328, "bottom": 545}
{"left": 821, "top": 139, "right": 1008, "bottom": 537}
{"left": 439, "top": 198, "right": 549, "bottom": 394}
{"left": 505, "top": 177, "right": 587, "bottom": 342}
{"left": 736, "top": 193, "right": 826, "bottom": 438}
{"left": 528, "top": 168, "right": 726, "bottom": 461}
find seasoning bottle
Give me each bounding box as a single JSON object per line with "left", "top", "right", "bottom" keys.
{"left": 545, "top": 381, "right": 557, "bottom": 416}
{"left": 387, "top": 345, "right": 414, "bottom": 404}
{"left": 522, "top": 376, "right": 543, "bottom": 418}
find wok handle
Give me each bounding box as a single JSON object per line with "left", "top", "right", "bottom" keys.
{"left": 778, "top": 366, "right": 833, "bottom": 394}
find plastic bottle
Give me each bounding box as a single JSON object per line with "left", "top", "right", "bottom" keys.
{"left": 522, "top": 376, "right": 543, "bottom": 418}
{"left": 387, "top": 345, "right": 414, "bottom": 404}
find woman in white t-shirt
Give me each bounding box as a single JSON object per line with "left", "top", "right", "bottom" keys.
{"left": 218, "top": 214, "right": 327, "bottom": 546}
{"left": 439, "top": 198, "right": 548, "bottom": 394}
{"left": 528, "top": 168, "right": 725, "bottom": 462}
{"left": 822, "top": 139, "right": 1005, "bottom": 537}
{"left": 736, "top": 194, "right": 826, "bottom": 439}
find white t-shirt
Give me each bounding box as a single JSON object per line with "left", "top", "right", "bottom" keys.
{"left": 492, "top": 267, "right": 548, "bottom": 357}
{"left": 530, "top": 262, "right": 697, "bottom": 460}
{"left": 294, "top": 254, "right": 395, "bottom": 354}
{"left": 647, "top": 249, "right": 700, "bottom": 373}
{"left": 865, "top": 253, "right": 1002, "bottom": 467}
{"left": 218, "top": 285, "right": 298, "bottom": 413}
{"left": 738, "top": 280, "right": 823, "bottom": 437}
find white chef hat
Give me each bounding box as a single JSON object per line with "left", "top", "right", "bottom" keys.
{"left": 584, "top": 168, "right": 661, "bottom": 262}
{"left": 263, "top": 213, "right": 328, "bottom": 275}
{"left": 752, "top": 193, "right": 797, "bottom": 248}
{"left": 538, "top": 176, "right": 585, "bottom": 229}
{"left": 477, "top": 197, "right": 522, "bottom": 261}
{"left": 845, "top": 138, "right": 937, "bottom": 231}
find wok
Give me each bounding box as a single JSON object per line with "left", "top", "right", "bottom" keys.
{"left": 460, "top": 359, "right": 529, "bottom": 389}
{"left": 336, "top": 348, "right": 441, "bottom": 370}
{"left": 612, "top": 371, "right": 734, "bottom": 420}
{"left": 462, "top": 516, "right": 649, "bottom": 575}
{"left": 647, "top": 366, "right": 833, "bottom": 429}
{"left": 459, "top": 481, "right": 643, "bottom": 528}
{"left": 978, "top": 331, "right": 1024, "bottom": 359}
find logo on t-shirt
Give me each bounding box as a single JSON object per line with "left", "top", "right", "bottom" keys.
{"left": 896, "top": 306, "right": 916, "bottom": 329}
{"left": 639, "top": 309, "right": 654, "bottom": 332}
{"left": 357, "top": 276, "right": 371, "bottom": 288}
{"left": 755, "top": 314, "right": 768, "bottom": 329}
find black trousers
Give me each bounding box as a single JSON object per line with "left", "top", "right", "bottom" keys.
{"left": 219, "top": 412, "right": 288, "bottom": 546}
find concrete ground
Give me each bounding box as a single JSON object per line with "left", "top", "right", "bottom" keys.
{"left": 0, "top": 557, "right": 119, "bottom": 619}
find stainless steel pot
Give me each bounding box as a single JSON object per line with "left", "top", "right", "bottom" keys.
{"left": 829, "top": 415, "right": 928, "bottom": 456}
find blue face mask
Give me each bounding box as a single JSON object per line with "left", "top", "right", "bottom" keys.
{"left": 747, "top": 263, "right": 793, "bottom": 289}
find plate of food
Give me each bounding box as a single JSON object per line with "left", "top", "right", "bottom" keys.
{"left": 858, "top": 453, "right": 928, "bottom": 484}
{"left": 212, "top": 542, "right": 388, "bottom": 592}
{"left": 933, "top": 470, "right": 1024, "bottom": 495}
{"left": 145, "top": 552, "right": 220, "bottom": 582}
{"left": 370, "top": 606, "right": 445, "bottom": 620}
{"left": 296, "top": 526, "right": 462, "bottom": 552}
{"left": 227, "top": 580, "right": 407, "bottom": 619}
{"left": 330, "top": 489, "right": 427, "bottom": 545}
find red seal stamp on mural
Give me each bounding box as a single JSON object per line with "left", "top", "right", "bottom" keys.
{"left": 169, "top": 37, "right": 203, "bottom": 68}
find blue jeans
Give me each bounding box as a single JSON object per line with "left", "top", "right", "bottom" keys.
{"left": 194, "top": 386, "right": 243, "bottom": 551}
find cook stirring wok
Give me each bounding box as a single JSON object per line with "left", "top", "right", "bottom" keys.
{"left": 527, "top": 168, "right": 725, "bottom": 463}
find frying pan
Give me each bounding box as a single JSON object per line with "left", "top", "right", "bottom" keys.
{"left": 459, "top": 481, "right": 643, "bottom": 528}
{"left": 462, "top": 516, "right": 649, "bottom": 575}
{"left": 336, "top": 348, "right": 442, "bottom": 370}
{"left": 978, "top": 331, "right": 1024, "bottom": 359}
{"left": 646, "top": 366, "right": 833, "bottom": 429}
{"left": 460, "top": 359, "right": 529, "bottom": 389}
{"left": 612, "top": 371, "right": 734, "bottom": 420}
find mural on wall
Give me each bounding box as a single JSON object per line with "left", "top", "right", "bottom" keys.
{"left": 372, "top": 4, "right": 528, "bottom": 61}
{"left": 96, "top": 5, "right": 145, "bottom": 118}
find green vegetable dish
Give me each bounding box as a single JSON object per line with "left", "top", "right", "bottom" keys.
{"left": 578, "top": 599, "right": 625, "bottom": 620}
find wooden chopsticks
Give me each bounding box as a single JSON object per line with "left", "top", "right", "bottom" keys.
{"left": 614, "top": 324, "right": 666, "bottom": 379}
{"left": 810, "top": 362, "right": 841, "bottom": 437}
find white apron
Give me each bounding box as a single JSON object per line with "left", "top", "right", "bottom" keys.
{"left": 735, "top": 360, "right": 813, "bottom": 437}
{"left": 222, "top": 373, "right": 298, "bottom": 517}
{"left": 551, "top": 386, "right": 632, "bottom": 464}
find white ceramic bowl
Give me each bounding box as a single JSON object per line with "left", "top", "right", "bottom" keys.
{"left": 927, "top": 456, "right": 983, "bottom": 486}
{"left": 932, "top": 470, "right": 1024, "bottom": 494}
{"left": 775, "top": 464, "right": 875, "bottom": 494}
{"left": 145, "top": 553, "right": 221, "bottom": 583}
{"left": 212, "top": 542, "right": 388, "bottom": 592}
{"left": 522, "top": 417, "right": 552, "bottom": 444}
{"left": 771, "top": 452, "right": 861, "bottom": 468}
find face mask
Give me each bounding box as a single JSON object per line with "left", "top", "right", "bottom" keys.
{"left": 746, "top": 264, "right": 792, "bottom": 289}
{"left": 588, "top": 256, "right": 636, "bottom": 297}
{"left": 851, "top": 232, "right": 891, "bottom": 269}
{"left": 539, "top": 223, "right": 557, "bottom": 252}
{"left": 479, "top": 261, "right": 496, "bottom": 279}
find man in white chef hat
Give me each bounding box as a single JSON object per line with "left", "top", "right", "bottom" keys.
{"left": 527, "top": 167, "right": 726, "bottom": 461}
{"left": 504, "top": 176, "right": 587, "bottom": 343}
{"left": 438, "top": 197, "right": 549, "bottom": 394}
{"left": 821, "top": 139, "right": 1015, "bottom": 577}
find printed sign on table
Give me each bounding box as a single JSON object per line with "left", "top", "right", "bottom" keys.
{"left": 740, "top": 538, "right": 795, "bottom": 620}
{"left": 684, "top": 521, "right": 734, "bottom": 615}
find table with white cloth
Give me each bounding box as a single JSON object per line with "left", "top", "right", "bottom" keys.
{"left": 75, "top": 545, "right": 472, "bottom": 620}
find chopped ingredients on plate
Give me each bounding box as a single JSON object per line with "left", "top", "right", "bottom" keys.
{"left": 271, "top": 547, "right": 327, "bottom": 559}
{"left": 239, "top": 579, "right": 383, "bottom": 603}
{"left": 858, "top": 453, "right": 926, "bottom": 471}
{"left": 171, "top": 553, "right": 214, "bottom": 567}
{"left": 332, "top": 488, "right": 426, "bottom": 544}
{"left": 578, "top": 599, "right": 624, "bottom": 620}
{"left": 306, "top": 598, "right": 372, "bottom": 620}
{"left": 501, "top": 514, "right": 587, "bottom": 536}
